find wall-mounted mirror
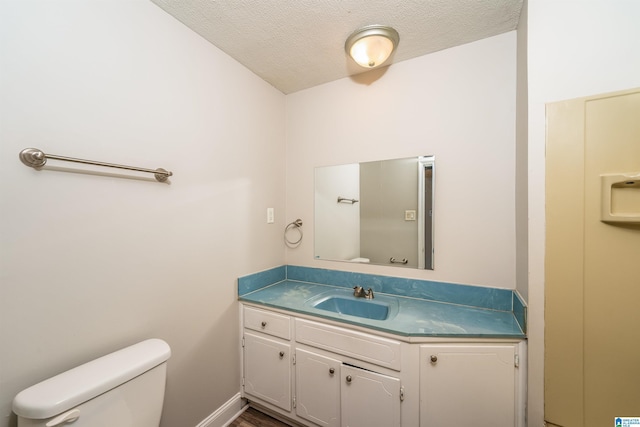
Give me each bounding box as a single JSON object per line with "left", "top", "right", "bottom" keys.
{"left": 314, "top": 155, "right": 434, "bottom": 270}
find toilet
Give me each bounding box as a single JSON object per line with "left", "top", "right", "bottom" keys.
{"left": 13, "top": 338, "right": 171, "bottom": 427}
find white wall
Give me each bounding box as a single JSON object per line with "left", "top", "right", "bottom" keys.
{"left": 286, "top": 32, "right": 517, "bottom": 289}
{"left": 0, "top": 2, "right": 285, "bottom": 427}
{"left": 526, "top": 1, "right": 640, "bottom": 425}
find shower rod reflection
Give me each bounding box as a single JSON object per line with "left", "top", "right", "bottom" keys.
{"left": 19, "top": 148, "right": 173, "bottom": 182}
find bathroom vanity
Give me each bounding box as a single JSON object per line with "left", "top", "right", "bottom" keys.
{"left": 238, "top": 267, "right": 526, "bottom": 427}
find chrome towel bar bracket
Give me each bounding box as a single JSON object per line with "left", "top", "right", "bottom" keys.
{"left": 19, "top": 148, "right": 172, "bottom": 182}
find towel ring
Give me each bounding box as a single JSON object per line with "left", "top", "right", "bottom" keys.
{"left": 285, "top": 219, "right": 303, "bottom": 246}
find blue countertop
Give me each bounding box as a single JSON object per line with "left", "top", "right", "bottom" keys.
{"left": 239, "top": 280, "right": 525, "bottom": 339}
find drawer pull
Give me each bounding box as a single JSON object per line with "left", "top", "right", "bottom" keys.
{"left": 329, "top": 368, "right": 335, "bottom": 375}
{"left": 346, "top": 375, "right": 352, "bottom": 383}
{"left": 261, "top": 321, "right": 267, "bottom": 328}
{"left": 279, "top": 351, "right": 285, "bottom": 359}
{"left": 430, "top": 355, "right": 438, "bottom": 363}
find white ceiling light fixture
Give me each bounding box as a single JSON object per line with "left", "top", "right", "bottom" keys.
{"left": 345, "top": 25, "right": 400, "bottom": 69}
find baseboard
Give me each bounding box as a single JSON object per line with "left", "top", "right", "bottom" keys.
{"left": 195, "top": 393, "right": 248, "bottom": 427}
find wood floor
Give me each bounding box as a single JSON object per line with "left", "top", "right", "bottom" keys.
{"left": 229, "top": 407, "right": 292, "bottom": 427}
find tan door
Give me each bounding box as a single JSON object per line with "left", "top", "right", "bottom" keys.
{"left": 546, "top": 88, "right": 640, "bottom": 426}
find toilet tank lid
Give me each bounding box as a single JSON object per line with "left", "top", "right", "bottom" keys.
{"left": 13, "top": 338, "right": 171, "bottom": 420}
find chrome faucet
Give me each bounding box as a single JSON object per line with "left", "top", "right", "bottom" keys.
{"left": 353, "top": 286, "right": 374, "bottom": 299}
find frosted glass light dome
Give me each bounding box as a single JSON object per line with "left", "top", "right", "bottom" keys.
{"left": 345, "top": 25, "right": 400, "bottom": 69}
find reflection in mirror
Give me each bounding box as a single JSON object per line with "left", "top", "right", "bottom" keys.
{"left": 314, "top": 155, "right": 434, "bottom": 270}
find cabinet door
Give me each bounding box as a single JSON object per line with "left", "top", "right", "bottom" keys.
{"left": 420, "top": 344, "right": 516, "bottom": 427}
{"left": 341, "top": 364, "right": 401, "bottom": 427}
{"left": 243, "top": 332, "right": 291, "bottom": 411}
{"left": 295, "top": 348, "right": 341, "bottom": 427}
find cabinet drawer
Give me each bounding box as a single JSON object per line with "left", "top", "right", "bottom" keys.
{"left": 295, "top": 318, "right": 401, "bottom": 371}
{"left": 244, "top": 306, "right": 291, "bottom": 340}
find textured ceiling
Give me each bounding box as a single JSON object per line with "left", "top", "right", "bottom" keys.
{"left": 150, "top": 0, "right": 523, "bottom": 94}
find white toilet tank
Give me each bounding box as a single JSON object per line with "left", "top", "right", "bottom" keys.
{"left": 13, "top": 339, "right": 171, "bottom": 427}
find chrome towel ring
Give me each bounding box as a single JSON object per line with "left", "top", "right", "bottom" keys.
{"left": 285, "top": 219, "right": 303, "bottom": 246}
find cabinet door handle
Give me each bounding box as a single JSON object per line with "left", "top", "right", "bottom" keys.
{"left": 279, "top": 351, "right": 285, "bottom": 359}
{"left": 430, "top": 355, "right": 438, "bottom": 363}
{"left": 346, "top": 375, "right": 352, "bottom": 383}
{"left": 261, "top": 321, "right": 267, "bottom": 328}
{"left": 329, "top": 368, "right": 335, "bottom": 375}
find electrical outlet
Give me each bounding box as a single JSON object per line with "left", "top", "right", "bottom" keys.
{"left": 405, "top": 210, "right": 416, "bottom": 221}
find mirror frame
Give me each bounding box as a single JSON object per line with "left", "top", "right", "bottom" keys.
{"left": 417, "top": 156, "right": 435, "bottom": 269}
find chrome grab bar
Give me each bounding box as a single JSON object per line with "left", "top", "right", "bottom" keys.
{"left": 19, "top": 148, "right": 172, "bottom": 182}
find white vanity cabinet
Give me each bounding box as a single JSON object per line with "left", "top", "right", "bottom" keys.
{"left": 419, "top": 344, "right": 520, "bottom": 427}
{"left": 340, "top": 364, "right": 401, "bottom": 427}
{"left": 241, "top": 304, "right": 525, "bottom": 427}
{"left": 295, "top": 348, "right": 341, "bottom": 426}
{"left": 242, "top": 306, "right": 293, "bottom": 412}
{"left": 295, "top": 348, "right": 401, "bottom": 427}
{"left": 243, "top": 332, "right": 291, "bottom": 411}
{"left": 294, "top": 318, "right": 403, "bottom": 427}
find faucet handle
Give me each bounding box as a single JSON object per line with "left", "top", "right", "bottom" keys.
{"left": 366, "top": 288, "right": 374, "bottom": 299}
{"left": 353, "top": 286, "right": 364, "bottom": 297}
